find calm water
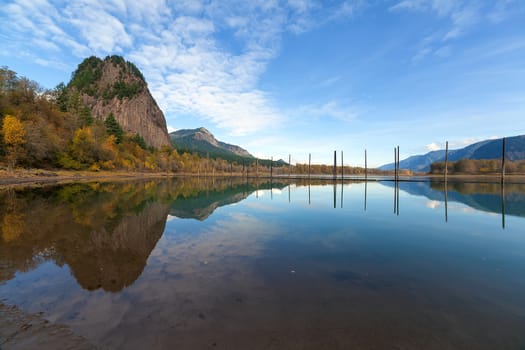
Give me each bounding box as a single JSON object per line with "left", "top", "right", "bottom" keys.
{"left": 1, "top": 178, "right": 525, "bottom": 349}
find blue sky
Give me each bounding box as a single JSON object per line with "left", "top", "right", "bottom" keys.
{"left": 1, "top": 0, "right": 524, "bottom": 166}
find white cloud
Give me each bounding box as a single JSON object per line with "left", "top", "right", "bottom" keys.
{"left": 295, "top": 101, "right": 360, "bottom": 123}
{"left": 393, "top": 0, "right": 519, "bottom": 63}
{"left": 425, "top": 142, "right": 442, "bottom": 151}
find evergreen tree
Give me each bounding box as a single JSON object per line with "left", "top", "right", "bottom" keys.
{"left": 104, "top": 112, "right": 124, "bottom": 144}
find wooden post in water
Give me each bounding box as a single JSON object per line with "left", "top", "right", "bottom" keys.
{"left": 365, "top": 149, "right": 368, "bottom": 181}
{"left": 397, "top": 146, "right": 400, "bottom": 181}
{"left": 333, "top": 150, "right": 337, "bottom": 180}
{"left": 394, "top": 147, "right": 397, "bottom": 182}
{"left": 270, "top": 156, "right": 273, "bottom": 178}
{"left": 341, "top": 150, "right": 344, "bottom": 180}
{"left": 256, "top": 158, "right": 259, "bottom": 178}
{"left": 242, "top": 160, "right": 245, "bottom": 178}
{"left": 289, "top": 154, "right": 291, "bottom": 178}
{"left": 444, "top": 141, "right": 449, "bottom": 183}
{"left": 308, "top": 153, "right": 311, "bottom": 179}
{"left": 501, "top": 137, "right": 506, "bottom": 184}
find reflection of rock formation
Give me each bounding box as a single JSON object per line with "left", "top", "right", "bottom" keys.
{"left": 61, "top": 202, "right": 169, "bottom": 292}
{"left": 383, "top": 181, "right": 525, "bottom": 217}
{"left": 169, "top": 181, "right": 287, "bottom": 220}
{"left": 0, "top": 181, "right": 170, "bottom": 292}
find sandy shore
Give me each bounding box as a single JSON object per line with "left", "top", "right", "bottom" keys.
{"left": 0, "top": 303, "right": 96, "bottom": 350}
{"left": 0, "top": 169, "right": 176, "bottom": 188}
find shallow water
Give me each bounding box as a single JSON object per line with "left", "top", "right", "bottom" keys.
{"left": 1, "top": 178, "right": 525, "bottom": 349}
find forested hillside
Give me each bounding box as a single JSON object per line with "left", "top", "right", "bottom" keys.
{"left": 0, "top": 65, "right": 206, "bottom": 172}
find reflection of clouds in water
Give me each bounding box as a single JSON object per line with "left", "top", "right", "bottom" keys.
{"left": 244, "top": 201, "right": 285, "bottom": 213}
{"left": 255, "top": 190, "right": 265, "bottom": 197}
{"left": 55, "top": 212, "right": 283, "bottom": 346}
{"left": 271, "top": 189, "right": 282, "bottom": 195}
{"left": 449, "top": 203, "right": 479, "bottom": 214}
{"left": 426, "top": 200, "right": 442, "bottom": 209}
{"left": 155, "top": 212, "right": 280, "bottom": 266}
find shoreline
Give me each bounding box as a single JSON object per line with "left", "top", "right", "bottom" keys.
{"left": 0, "top": 303, "right": 95, "bottom": 350}
{"left": 1, "top": 169, "right": 525, "bottom": 188}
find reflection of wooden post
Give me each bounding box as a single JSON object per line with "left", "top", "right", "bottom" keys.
{"left": 444, "top": 141, "right": 449, "bottom": 183}
{"left": 445, "top": 181, "right": 448, "bottom": 223}
{"left": 308, "top": 153, "right": 311, "bottom": 179}
{"left": 397, "top": 182, "right": 400, "bottom": 216}
{"left": 364, "top": 182, "right": 367, "bottom": 211}
{"left": 501, "top": 182, "right": 506, "bottom": 229}
{"left": 501, "top": 137, "right": 506, "bottom": 184}
{"left": 308, "top": 183, "right": 311, "bottom": 205}
{"left": 393, "top": 180, "right": 397, "bottom": 214}
{"left": 333, "top": 181, "right": 336, "bottom": 208}
{"left": 340, "top": 177, "right": 343, "bottom": 208}
{"left": 365, "top": 149, "right": 368, "bottom": 181}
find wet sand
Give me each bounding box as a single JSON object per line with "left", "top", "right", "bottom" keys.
{"left": 0, "top": 303, "right": 95, "bottom": 350}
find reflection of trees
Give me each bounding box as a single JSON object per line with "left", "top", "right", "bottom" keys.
{"left": 0, "top": 178, "right": 290, "bottom": 290}
{"left": 0, "top": 181, "right": 171, "bottom": 291}
{"left": 409, "top": 181, "right": 525, "bottom": 217}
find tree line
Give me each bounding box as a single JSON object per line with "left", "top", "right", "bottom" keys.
{"left": 429, "top": 159, "right": 525, "bottom": 175}
{"left": 0, "top": 66, "right": 261, "bottom": 173}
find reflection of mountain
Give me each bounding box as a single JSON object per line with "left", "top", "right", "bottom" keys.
{"left": 169, "top": 181, "right": 287, "bottom": 220}
{"left": 63, "top": 202, "right": 169, "bottom": 292}
{"left": 384, "top": 181, "right": 525, "bottom": 217}
{"left": 0, "top": 181, "right": 170, "bottom": 291}
{"left": 0, "top": 178, "right": 290, "bottom": 290}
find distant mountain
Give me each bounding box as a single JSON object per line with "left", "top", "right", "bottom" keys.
{"left": 170, "top": 127, "right": 253, "bottom": 160}
{"left": 379, "top": 135, "right": 525, "bottom": 172}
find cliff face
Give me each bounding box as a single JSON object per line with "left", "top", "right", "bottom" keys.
{"left": 69, "top": 56, "right": 171, "bottom": 149}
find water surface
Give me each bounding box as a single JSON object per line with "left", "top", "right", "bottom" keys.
{"left": 1, "top": 178, "right": 525, "bottom": 349}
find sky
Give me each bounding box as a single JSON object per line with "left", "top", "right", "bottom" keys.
{"left": 1, "top": 0, "right": 524, "bottom": 166}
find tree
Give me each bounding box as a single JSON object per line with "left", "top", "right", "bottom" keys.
{"left": 2, "top": 114, "right": 26, "bottom": 170}
{"left": 104, "top": 112, "right": 124, "bottom": 143}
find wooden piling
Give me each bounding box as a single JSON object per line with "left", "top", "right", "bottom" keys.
{"left": 256, "top": 158, "right": 259, "bottom": 178}
{"left": 308, "top": 153, "right": 311, "bottom": 179}
{"left": 341, "top": 150, "right": 344, "bottom": 180}
{"left": 501, "top": 137, "right": 506, "bottom": 184}
{"left": 444, "top": 141, "right": 449, "bottom": 183}
{"left": 289, "top": 154, "right": 291, "bottom": 178}
{"left": 270, "top": 156, "right": 273, "bottom": 178}
{"left": 394, "top": 147, "right": 397, "bottom": 181}
{"left": 365, "top": 149, "right": 367, "bottom": 181}
{"left": 333, "top": 150, "right": 337, "bottom": 180}
{"left": 397, "top": 146, "right": 400, "bottom": 181}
